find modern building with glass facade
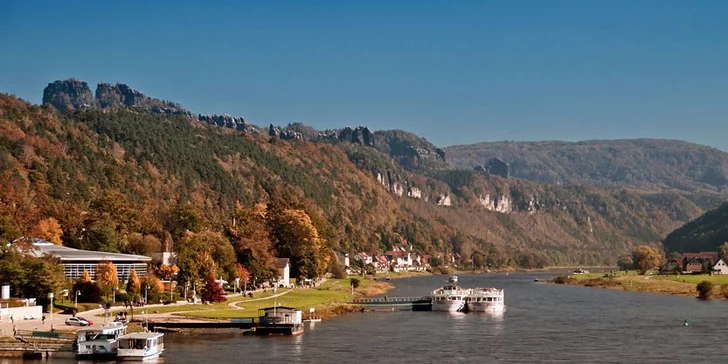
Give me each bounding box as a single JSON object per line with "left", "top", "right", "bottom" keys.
{"left": 29, "top": 239, "right": 151, "bottom": 281}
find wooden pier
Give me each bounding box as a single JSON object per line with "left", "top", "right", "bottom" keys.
{"left": 350, "top": 296, "right": 433, "bottom": 311}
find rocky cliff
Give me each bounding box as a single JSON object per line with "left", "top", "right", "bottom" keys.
{"left": 42, "top": 79, "right": 95, "bottom": 111}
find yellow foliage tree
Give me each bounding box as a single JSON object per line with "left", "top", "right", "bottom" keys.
{"left": 79, "top": 269, "right": 92, "bottom": 283}
{"left": 155, "top": 264, "right": 180, "bottom": 280}
{"left": 127, "top": 269, "right": 141, "bottom": 295}
{"left": 95, "top": 261, "right": 119, "bottom": 296}
{"left": 32, "top": 217, "right": 63, "bottom": 245}
{"left": 269, "top": 208, "right": 331, "bottom": 279}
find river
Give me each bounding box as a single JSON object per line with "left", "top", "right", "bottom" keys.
{"left": 9, "top": 272, "right": 728, "bottom": 363}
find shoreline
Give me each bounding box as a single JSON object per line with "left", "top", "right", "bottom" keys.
{"left": 549, "top": 271, "right": 728, "bottom": 300}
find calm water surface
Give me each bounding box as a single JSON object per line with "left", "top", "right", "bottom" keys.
{"left": 11, "top": 272, "right": 728, "bottom": 363}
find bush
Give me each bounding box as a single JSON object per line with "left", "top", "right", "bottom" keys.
{"left": 115, "top": 292, "right": 131, "bottom": 303}
{"left": 697, "top": 280, "right": 714, "bottom": 300}
{"left": 553, "top": 275, "right": 570, "bottom": 284}
{"left": 721, "top": 285, "right": 728, "bottom": 299}
{"left": 72, "top": 281, "right": 103, "bottom": 303}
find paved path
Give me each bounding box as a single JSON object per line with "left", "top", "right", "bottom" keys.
{"left": 228, "top": 289, "right": 293, "bottom": 309}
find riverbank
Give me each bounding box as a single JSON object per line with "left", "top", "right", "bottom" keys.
{"left": 551, "top": 271, "right": 728, "bottom": 299}
{"left": 116, "top": 277, "right": 394, "bottom": 323}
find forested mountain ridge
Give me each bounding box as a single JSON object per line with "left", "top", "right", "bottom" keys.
{"left": 445, "top": 139, "right": 728, "bottom": 210}
{"left": 0, "top": 79, "right": 710, "bottom": 276}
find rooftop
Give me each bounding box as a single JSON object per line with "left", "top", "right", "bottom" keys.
{"left": 27, "top": 239, "right": 152, "bottom": 263}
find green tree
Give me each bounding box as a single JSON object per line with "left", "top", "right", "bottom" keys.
{"left": 632, "top": 245, "right": 662, "bottom": 275}
{"left": 140, "top": 274, "right": 163, "bottom": 303}
{"left": 616, "top": 255, "right": 633, "bottom": 271}
{"left": 349, "top": 277, "right": 361, "bottom": 295}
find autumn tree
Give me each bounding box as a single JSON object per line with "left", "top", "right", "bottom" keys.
{"left": 349, "top": 277, "right": 360, "bottom": 295}
{"left": 140, "top": 274, "right": 163, "bottom": 303}
{"left": 126, "top": 233, "right": 162, "bottom": 256}
{"left": 616, "top": 255, "right": 633, "bottom": 271}
{"left": 31, "top": 217, "right": 63, "bottom": 245}
{"left": 127, "top": 269, "right": 141, "bottom": 295}
{"left": 166, "top": 205, "right": 206, "bottom": 242}
{"left": 201, "top": 273, "right": 226, "bottom": 303}
{"left": 227, "top": 204, "right": 276, "bottom": 282}
{"left": 632, "top": 246, "right": 663, "bottom": 274}
{"left": 268, "top": 207, "right": 331, "bottom": 279}
{"left": 95, "top": 261, "right": 120, "bottom": 297}
{"left": 719, "top": 242, "right": 728, "bottom": 261}
{"left": 176, "top": 231, "right": 235, "bottom": 287}
{"left": 155, "top": 264, "right": 180, "bottom": 280}
{"left": 235, "top": 263, "right": 251, "bottom": 291}
{"left": 79, "top": 269, "right": 92, "bottom": 283}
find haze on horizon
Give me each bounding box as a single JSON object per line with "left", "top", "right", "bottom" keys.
{"left": 1, "top": 1, "right": 727, "bottom": 150}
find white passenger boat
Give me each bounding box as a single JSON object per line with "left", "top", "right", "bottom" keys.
{"left": 431, "top": 283, "right": 467, "bottom": 312}
{"left": 117, "top": 332, "right": 165, "bottom": 360}
{"left": 75, "top": 323, "right": 127, "bottom": 359}
{"left": 466, "top": 287, "right": 505, "bottom": 312}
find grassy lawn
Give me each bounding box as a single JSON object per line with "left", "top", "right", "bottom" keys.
{"left": 98, "top": 289, "right": 291, "bottom": 317}
{"left": 651, "top": 274, "right": 728, "bottom": 285}
{"left": 558, "top": 270, "right": 728, "bottom": 297}
{"left": 180, "top": 277, "right": 389, "bottom": 319}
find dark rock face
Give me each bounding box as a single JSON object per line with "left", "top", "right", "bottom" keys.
{"left": 95, "top": 83, "right": 189, "bottom": 116}
{"left": 42, "top": 79, "right": 95, "bottom": 111}
{"left": 336, "top": 126, "right": 375, "bottom": 146}
{"left": 487, "top": 158, "right": 510, "bottom": 178}
{"left": 43, "top": 79, "right": 191, "bottom": 117}
{"left": 268, "top": 124, "right": 302, "bottom": 140}
{"left": 198, "top": 114, "right": 257, "bottom": 133}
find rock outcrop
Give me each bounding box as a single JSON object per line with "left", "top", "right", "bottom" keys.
{"left": 475, "top": 158, "right": 510, "bottom": 178}
{"left": 42, "top": 79, "right": 95, "bottom": 111}
{"left": 43, "top": 79, "right": 191, "bottom": 117}
{"left": 198, "top": 114, "right": 258, "bottom": 133}
{"left": 478, "top": 194, "right": 513, "bottom": 213}
{"left": 268, "top": 124, "right": 303, "bottom": 140}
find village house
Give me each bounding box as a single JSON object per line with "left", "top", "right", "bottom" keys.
{"left": 274, "top": 258, "right": 291, "bottom": 288}
{"left": 681, "top": 252, "right": 718, "bottom": 273}
{"left": 713, "top": 259, "right": 728, "bottom": 275}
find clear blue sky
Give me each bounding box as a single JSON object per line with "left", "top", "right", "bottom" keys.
{"left": 1, "top": 1, "right": 727, "bottom": 149}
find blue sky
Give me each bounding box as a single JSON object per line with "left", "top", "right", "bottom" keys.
{"left": 1, "top": 1, "right": 727, "bottom": 149}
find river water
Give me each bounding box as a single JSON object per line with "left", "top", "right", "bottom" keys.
{"left": 10, "top": 272, "right": 728, "bottom": 363}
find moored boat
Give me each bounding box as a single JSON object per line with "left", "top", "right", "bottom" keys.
{"left": 255, "top": 306, "right": 305, "bottom": 335}
{"left": 431, "top": 282, "right": 467, "bottom": 312}
{"left": 117, "top": 332, "right": 165, "bottom": 361}
{"left": 466, "top": 287, "right": 505, "bottom": 312}
{"left": 75, "top": 323, "right": 127, "bottom": 359}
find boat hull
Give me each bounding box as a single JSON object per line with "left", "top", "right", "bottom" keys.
{"left": 431, "top": 299, "right": 466, "bottom": 312}
{"left": 117, "top": 346, "right": 164, "bottom": 361}
{"left": 466, "top": 302, "right": 505, "bottom": 312}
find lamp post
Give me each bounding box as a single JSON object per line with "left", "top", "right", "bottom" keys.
{"left": 144, "top": 285, "right": 149, "bottom": 305}
{"left": 112, "top": 286, "right": 117, "bottom": 304}
{"left": 48, "top": 292, "right": 54, "bottom": 326}
{"left": 75, "top": 290, "right": 81, "bottom": 308}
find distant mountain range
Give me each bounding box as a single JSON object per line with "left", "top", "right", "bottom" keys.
{"left": 0, "top": 78, "right": 722, "bottom": 268}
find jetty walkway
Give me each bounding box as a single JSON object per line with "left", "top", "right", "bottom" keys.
{"left": 350, "top": 296, "right": 433, "bottom": 310}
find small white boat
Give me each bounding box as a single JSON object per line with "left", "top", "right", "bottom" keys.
{"left": 466, "top": 287, "right": 505, "bottom": 312}
{"left": 431, "top": 283, "right": 467, "bottom": 312}
{"left": 448, "top": 275, "right": 458, "bottom": 283}
{"left": 117, "top": 332, "right": 165, "bottom": 361}
{"left": 75, "top": 323, "right": 127, "bottom": 359}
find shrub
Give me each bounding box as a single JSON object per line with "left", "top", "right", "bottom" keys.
{"left": 115, "top": 292, "right": 131, "bottom": 303}
{"left": 72, "top": 281, "right": 103, "bottom": 303}
{"left": 696, "top": 280, "right": 714, "bottom": 300}
{"left": 721, "top": 285, "right": 728, "bottom": 299}
{"left": 553, "top": 275, "right": 570, "bottom": 284}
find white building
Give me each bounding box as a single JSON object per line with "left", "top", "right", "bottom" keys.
{"left": 714, "top": 259, "right": 728, "bottom": 274}
{"left": 275, "top": 258, "right": 291, "bottom": 287}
